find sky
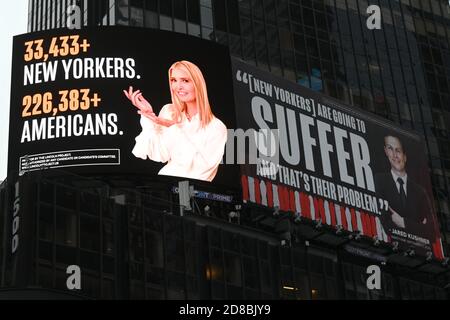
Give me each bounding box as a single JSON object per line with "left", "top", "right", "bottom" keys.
{"left": 0, "top": 1, "right": 28, "bottom": 180}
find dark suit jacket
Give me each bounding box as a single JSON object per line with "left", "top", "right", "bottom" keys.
{"left": 375, "top": 173, "right": 433, "bottom": 239}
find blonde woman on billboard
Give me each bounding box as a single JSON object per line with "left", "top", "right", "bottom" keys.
{"left": 123, "top": 60, "right": 227, "bottom": 182}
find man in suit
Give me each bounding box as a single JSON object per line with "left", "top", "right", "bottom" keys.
{"left": 375, "top": 135, "right": 433, "bottom": 240}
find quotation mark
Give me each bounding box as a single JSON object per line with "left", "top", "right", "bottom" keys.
{"left": 236, "top": 70, "right": 250, "bottom": 84}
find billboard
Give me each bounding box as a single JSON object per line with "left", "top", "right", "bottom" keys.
{"left": 8, "top": 27, "right": 237, "bottom": 187}
{"left": 232, "top": 58, "right": 444, "bottom": 259}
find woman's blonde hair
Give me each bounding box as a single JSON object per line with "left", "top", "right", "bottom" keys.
{"left": 168, "top": 60, "right": 215, "bottom": 128}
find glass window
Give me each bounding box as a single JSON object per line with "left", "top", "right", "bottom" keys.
{"left": 80, "top": 215, "right": 100, "bottom": 251}
{"left": 423, "top": 285, "right": 436, "bottom": 299}
{"left": 145, "top": 9, "right": 159, "bottom": 28}
{"left": 186, "top": 275, "right": 199, "bottom": 299}
{"left": 55, "top": 268, "right": 69, "bottom": 291}
{"left": 183, "top": 221, "right": 196, "bottom": 242}
{"left": 224, "top": 252, "right": 242, "bottom": 285}
{"left": 160, "top": 14, "right": 173, "bottom": 31}
{"left": 80, "top": 250, "right": 100, "bottom": 272}
{"left": 399, "top": 278, "right": 411, "bottom": 299}
{"left": 188, "top": 22, "right": 201, "bottom": 36}
{"left": 308, "top": 254, "right": 323, "bottom": 274}
{"left": 56, "top": 186, "right": 77, "bottom": 210}
{"left": 129, "top": 281, "right": 145, "bottom": 299}
{"left": 173, "top": 0, "right": 187, "bottom": 20}
{"left": 227, "top": 284, "right": 243, "bottom": 299}
{"left": 80, "top": 192, "right": 100, "bottom": 216}
{"left": 145, "top": 0, "right": 158, "bottom": 11}
{"left": 281, "top": 265, "right": 293, "bottom": 285}
{"left": 102, "top": 278, "right": 115, "bottom": 299}
{"left": 208, "top": 248, "right": 224, "bottom": 281}
{"left": 165, "top": 215, "right": 183, "bottom": 239}
{"left": 167, "top": 271, "right": 186, "bottom": 299}
{"left": 130, "top": 261, "right": 144, "bottom": 281}
{"left": 383, "top": 273, "right": 395, "bottom": 298}
{"left": 310, "top": 275, "right": 326, "bottom": 299}
{"left": 200, "top": 4, "right": 213, "bottom": 28}
{"left": 222, "top": 231, "right": 240, "bottom": 252}
{"left": 130, "top": 6, "right": 144, "bottom": 26}
{"left": 325, "top": 277, "right": 338, "bottom": 299}
{"left": 241, "top": 236, "right": 256, "bottom": 256}
{"left": 207, "top": 227, "right": 222, "bottom": 248}
{"left": 294, "top": 269, "right": 310, "bottom": 300}
{"left": 103, "top": 221, "right": 114, "bottom": 255}
{"left": 146, "top": 285, "right": 165, "bottom": 299}
{"left": 40, "top": 181, "right": 54, "bottom": 204}
{"left": 260, "top": 261, "right": 272, "bottom": 293}
{"left": 166, "top": 239, "right": 185, "bottom": 272}
{"left": 187, "top": 0, "right": 200, "bottom": 24}
{"left": 128, "top": 206, "right": 143, "bottom": 227}
{"left": 146, "top": 265, "right": 164, "bottom": 286}
{"left": 55, "top": 210, "right": 77, "bottom": 247}
{"left": 144, "top": 209, "right": 163, "bottom": 231}
{"left": 38, "top": 264, "right": 53, "bottom": 288}
{"left": 129, "top": 229, "right": 144, "bottom": 262}
{"left": 243, "top": 257, "right": 258, "bottom": 289}
{"left": 280, "top": 247, "right": 292, "bottom": 265}
{"left": 228, "top": 0, "right": 240, "bottom": 34}
{"left": 292, "top": 248, "right": 307, "bottom": 269}
{"left": 185, "top": 243, "right": 198, "bottom": 275}
{"left": 103, "top": 255, "right": 115, "bottom": 275}
{"left": 409, "top": 281, "right": 424, "bottom": 300}
{"left": 39, "top": 240, "right": 53, "bottom": 261}
{"left": 160, "top": 0, "right": 172, "bottom": 16}
{"left": 435, "top": 288, "right": 448, "bottom": 300}
{"left": 56, "top": 245, "right": 76, "bottom": 265}
{"left": 211, "top": 281, "right": 225, "bottom": 299}
{"left": 39, "top": 205, "right": 54, "bottom": 241}
{"left": 145, "top": 230, "right": 164, "bottom": 267}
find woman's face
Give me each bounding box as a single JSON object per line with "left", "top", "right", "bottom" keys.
{"left": 170, "top": 67, "right": 196, "bottom": 104}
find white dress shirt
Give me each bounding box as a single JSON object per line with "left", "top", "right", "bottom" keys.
{"left": 132, "top": 104, "right": 228, "bottom": 182}
{"left": 391, "top": 170, "right": 408, "bottom": 196}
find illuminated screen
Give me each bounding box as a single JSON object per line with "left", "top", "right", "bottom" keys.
{"left": 232, "top": 58, "right": 444, "bottom": 259}
{"left": 8, "top": 27, "right": 237, "bottom": 187}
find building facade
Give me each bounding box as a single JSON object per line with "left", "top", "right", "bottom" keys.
{"left": 0, "top": 0, "right": 448, "bottom": 299}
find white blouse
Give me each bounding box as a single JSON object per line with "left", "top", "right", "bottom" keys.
{"left": 132, "top": 104, "right": 228, "bottom": 182}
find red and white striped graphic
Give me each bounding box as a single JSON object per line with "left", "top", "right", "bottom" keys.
{"left": 241, "top": 175, "right": 391, "bottom": 242}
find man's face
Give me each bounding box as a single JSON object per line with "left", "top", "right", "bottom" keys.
{"left": 384, "top": 136, "right": 407, "bottom": 173}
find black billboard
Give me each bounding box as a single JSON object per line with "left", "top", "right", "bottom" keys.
{"left": 8, "top": 27, "right": 237, "bottom": 187}
{"left": 231, "top": 58, "right": 444, "bottom": 259}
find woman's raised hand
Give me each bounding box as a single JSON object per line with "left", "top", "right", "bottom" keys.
{"left": 124, "top": 86, "right": 179, "bottom": 127}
